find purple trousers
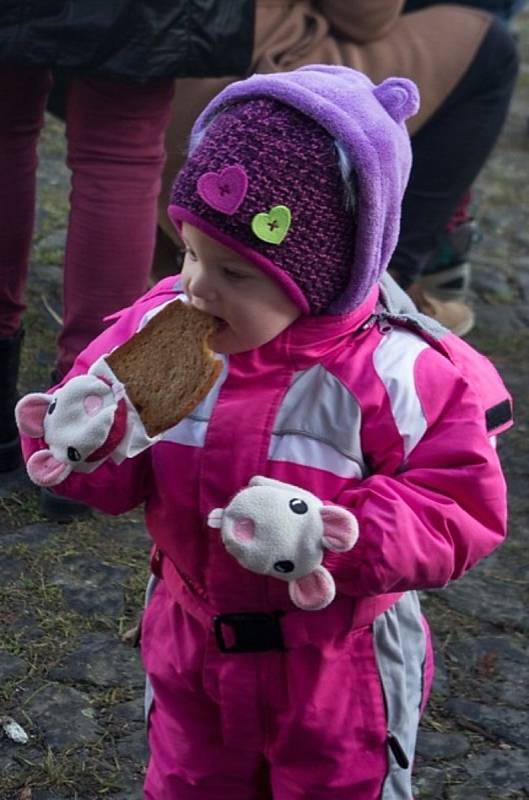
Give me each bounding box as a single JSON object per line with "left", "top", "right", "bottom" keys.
{"left": 0, "top": 65, "right": 173, "bottom": 375}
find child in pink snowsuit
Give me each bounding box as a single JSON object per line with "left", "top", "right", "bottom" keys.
{"left": 18, "top": 67, "right": 512, "bottom": 799}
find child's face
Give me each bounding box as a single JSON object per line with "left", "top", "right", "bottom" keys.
{"left": 180, "top": 223, "right": 301, "bottom": 354}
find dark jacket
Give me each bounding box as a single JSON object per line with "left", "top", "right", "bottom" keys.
{"left": 0, "top": 1, "right": 255, "bottom": 80}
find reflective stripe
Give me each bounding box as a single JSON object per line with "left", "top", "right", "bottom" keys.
{"left": 270, "top": 365, "right": 366, "bottom": 476}
{"left": 269, "top": 433, "right": 364, "bottom": 479}
{"left": 143, "top": 574, "right": 159, "bottom": 723}
{"left": 373, "top": 329, "right": 428, "bottom": 459}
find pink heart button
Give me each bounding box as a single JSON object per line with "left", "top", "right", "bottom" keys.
{"left": 197, "top": 165, "right": 248, "bottom": 215}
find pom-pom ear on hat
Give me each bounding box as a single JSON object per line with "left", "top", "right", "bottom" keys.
{"left": 373, "top": 77, "right": 420, "bottom": 124}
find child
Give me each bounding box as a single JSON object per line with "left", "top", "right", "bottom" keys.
{"left": 18, "top": 66, "right": 511, "bottom": 799}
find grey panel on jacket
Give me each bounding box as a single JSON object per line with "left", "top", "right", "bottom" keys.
{"left": 271, "top": 364, "right": 366, "bottom": 476}
{"left": 374, "top": 591, "right": 427, "bottom": 799}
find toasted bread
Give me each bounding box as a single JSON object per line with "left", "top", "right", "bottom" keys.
{"left": 106, "top": 300, "right": 221, "bottom": 437}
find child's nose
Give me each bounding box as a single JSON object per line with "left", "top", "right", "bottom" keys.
{"left": 187, "top": 267, "right": 216, "bottom": 304}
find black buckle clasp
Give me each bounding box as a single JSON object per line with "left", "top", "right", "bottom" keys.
{"left": 213, "top": 611, "right": 286, "bottom": 653}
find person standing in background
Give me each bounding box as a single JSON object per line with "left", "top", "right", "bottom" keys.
{"left": 152, "top": 0, "right": 518, "bottom": 338}
{"left": 0, "top": 1, "right": 254, "bottom": 486}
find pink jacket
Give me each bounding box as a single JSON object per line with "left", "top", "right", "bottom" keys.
{"left": 22, "top": 276, "right": 509, "bottom": 637}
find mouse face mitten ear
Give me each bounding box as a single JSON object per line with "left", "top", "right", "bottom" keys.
{"left": 15, "top": 393, "right": 51, "bottom": 438}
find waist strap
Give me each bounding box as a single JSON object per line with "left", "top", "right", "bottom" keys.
{"left": 153, "top": 548, "right": 402, "bottom": 648}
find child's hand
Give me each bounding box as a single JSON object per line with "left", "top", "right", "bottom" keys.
{"left": 16, "top": 373, "right": 129, "bottom": 487}
{"left": 208, "top": 476, "right": 358, "bottom": 611}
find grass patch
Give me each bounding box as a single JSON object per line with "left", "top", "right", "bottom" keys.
{"left": 0, "top": 490, "right": 44, "bottom": 529}
{"left": 2, "top": 743, "right": 125, "bottom": 797}
{"left": 92, "top": 686, "right": 138, "bottom": 709}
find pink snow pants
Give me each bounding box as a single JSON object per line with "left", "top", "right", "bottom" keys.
{"left": 141, "top": 580, "right": 433, "bottom": 799}
{"left": 0, "top": 64, "right": 173, "bottom": 376}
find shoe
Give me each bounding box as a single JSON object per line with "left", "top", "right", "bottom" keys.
{"left": 0, "top": 328, "right": 24, "bottom": 472}
{"left": 40, "top": 487, "right": 92, "bottom": 523}
{"left": 419, "top": 219, "right": 478, "bottom": 302}
{"left": 418, "top": 260, "right": 472, "bottom": 302}
{"left": 406, "top": 284, "right": 475, "bottom": 337}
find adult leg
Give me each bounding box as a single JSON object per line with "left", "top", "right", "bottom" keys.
{"left": 0, "top": 65, "right": 52, "bottom": 337}
{"left": 389, "top": 17, "right": 518, "bottom": 304}
{"left": 0, "top": 65, "right": 52, "bottom": 469}
{"left": 60, "top": 75, "right": 174, "bottom": 377}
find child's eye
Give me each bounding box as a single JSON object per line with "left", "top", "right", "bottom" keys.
{"left": 184, "top": 248, "right": 197, "bottom": 262}
{"left": 222, "top": 267, "right": 248, "bottom": 280}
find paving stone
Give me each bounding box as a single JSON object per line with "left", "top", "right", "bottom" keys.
{"left": 49, "top": 632, "right": 144, "bottom": 688}
{"left": 3, "top": 522, "right": 64, "bottom": 551}
{"left": 23, "top": 683, "right": 99, "bottom": 748}
{"left": 438, "top": 571, "right": 529, "bottom": 632}
{"left": 416, "top": 730, "right": 470, "bottom": 760}
{"left": 0, "top": 740, "right": 42, "bottom": 775}
{"left": 472, "top": 303, "right": 528, "bottom": 335}
{"left": 422, "top": 637, "right": 450, "bottom": 697}
{"left": 412, "top": 766, "right": 446, "bottom": 799}
{"left": 499, "top": 446, "right": 529, "bottom": 477}
{"left": 113, "top": 784, "right": 145, "bottom": 800}
{"left": 483, "top": 543, "right": 529, "bottom": 585}
{"left": 447, "top": 788, "right": 493, "bottom": 800}
{"left": 2, "top": 608, "right": 44, "bottom": 647}
{"left": 49, "top": 555, "right": 131, "bottom": 617}
{"left": 116, "top": 728, "right": 149, "bottom": 764}
{"left": 514, "top": 257, "right": 529, "bottom": 299}
{"left": 430, "top": 658, "right": 450, "bottom": 698}
{"left": 0, "top": 650, "right": 27, "bottom": 681}
{"left": 105, "top": 520, "right": 152, "bottom": 553}
{"left": 110, "top": 698, "right": 145, "bottom": 725}
{"left": 446, "top": 636, "right": 529, "bottom": 709}
{"left": 472, "top": 261, "right": 513, "bottom": 298}
{"left": 0, "top": 555, "right": 26, "bottom": 586}
{"left": 0, "top": 466, "right": 32, "bottom": 499}
{"left": 448, "top": 749, "right": 529, "bottom": 797}
{"left": 445, "top": 697, "right": 529, "bottom": 748}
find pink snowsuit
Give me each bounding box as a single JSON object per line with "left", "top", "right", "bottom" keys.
{"left": 21, "top": 275, "right": 509, "bottom": 799}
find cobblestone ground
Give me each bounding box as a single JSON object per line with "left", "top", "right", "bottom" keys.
{"left": 2, "top": 18, "right": 529, "bottom": 800}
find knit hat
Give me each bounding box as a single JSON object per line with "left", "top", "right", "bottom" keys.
{"left": 169, "top": 65, "right": 419, "bottom": 315}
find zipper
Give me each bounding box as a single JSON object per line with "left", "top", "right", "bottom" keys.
{"left": 387, "top": 731, "right": 410, "bottom": 769}
{"left": 378, "top": 318, "right": 393, "bottom": 335}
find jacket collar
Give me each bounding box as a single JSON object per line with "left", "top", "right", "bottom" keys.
{"left": 229, "top": 285, "right": 380, "bottom": 373}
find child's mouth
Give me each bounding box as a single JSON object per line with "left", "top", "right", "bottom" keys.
{"left": 214, "top": 316, "right": 228, "bottom": 332}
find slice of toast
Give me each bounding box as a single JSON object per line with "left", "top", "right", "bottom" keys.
{"left": 106, "top": 300, "right": 221, "bottom": 437}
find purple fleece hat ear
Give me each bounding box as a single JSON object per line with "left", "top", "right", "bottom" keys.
{"left": 170, "top": 66, "right": 419, "bottom": 314}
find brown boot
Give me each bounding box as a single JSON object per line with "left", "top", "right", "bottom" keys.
{"left": 406, "top": 284, "right": 475, "bottom": 337}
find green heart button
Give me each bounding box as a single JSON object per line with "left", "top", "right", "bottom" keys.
{"left": 251, "top": 205, "right": 291, "bottom": 245}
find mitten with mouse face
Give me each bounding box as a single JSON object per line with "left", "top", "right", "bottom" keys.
{"left": 16, "top": 373, "right": 128, "bottom": 487}
{"left": 208, "top": 476, "right": 359, "bottom": 611}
